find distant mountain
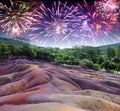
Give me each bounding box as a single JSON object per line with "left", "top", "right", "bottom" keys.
{"left": 0, "top": 37, "right": 29, "bottom": 47}
{"left": 98, "top": 43, "right": 120, "bottom": 54}
{"left": 99, "top": 43, "right": 120, "bottom": 49}
{"left": 1, "top": 37, "right": 120, "bottom": 50}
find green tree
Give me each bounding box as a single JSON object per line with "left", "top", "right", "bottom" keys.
{"left": 36, "top": 49, "right": 54, "bottom": 62}
{"left": 117, "top": 45, "right": 120, "bottom": 58}
{"left": 21, "top": 44, "right": 35, "bottom": 58}
{"left": 79, "top": 59, "right": 94, "bottom": 69}
{"left": 101, "top": 60, "right": 116, "bottom": 72}
{"left": 14, "top": 47, "right": 21, "bottom": 56}
{"left": 0, "top": 43, "right": 10, "bottom": 58}
{"left": 112, "top": 57, "right": 120, "bottom": 73}
{"left": 98, "top": 56, "right": 104, "bottom": 64}
{"left": 85, "top": 47, "right": 100, "bottom": 63}
{"left": 8, "top": 44, "right": 15, "bottom": 56}
{"left": 107, "top": 47, "right": 115, "bottom": 59}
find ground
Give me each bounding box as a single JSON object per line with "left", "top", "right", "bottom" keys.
{"left": 0, "top": 59, "right": 120, "bottom": 111}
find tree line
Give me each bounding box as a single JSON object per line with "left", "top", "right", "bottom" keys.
{"left": 0, "top": 42, "right": 120, "bottom": 73}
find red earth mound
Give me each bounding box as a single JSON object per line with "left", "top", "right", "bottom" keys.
{"left": 0, "top": 59, "right": 120, "bottom": 111}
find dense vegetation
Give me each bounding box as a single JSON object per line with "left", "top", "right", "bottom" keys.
{"left": 0, "top": 37, "right": 120, "bottom": 73}
{"left": 0, "top": 37, "right": 27, "bottom": 46}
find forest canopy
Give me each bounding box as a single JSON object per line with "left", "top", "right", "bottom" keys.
{"left": 0, "top": 37, "right": 120, "bottom": 73}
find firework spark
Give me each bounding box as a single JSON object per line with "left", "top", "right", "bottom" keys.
{"left": 0, "top": 0, "right": 119, "bottom": 47}
{"left": 0, "top": 0, "right": 33, "bottom": 36}
{"left": 73, "top": 0, "right": 119, "bottom": 45}
{"left": 95, "top": 0, "right": 120, "bottom": 19}
{"left": 30, "top": 1, "right": 77, "bottom": 45}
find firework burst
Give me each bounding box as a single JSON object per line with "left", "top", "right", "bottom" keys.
{"left": 30, "top": 1, "right": 77, "bottom": 45}
{"left": 95, "top": 0, "right": 120, "bottom": 19}
{"left": 73, "top": 0, "right": 120, "bottom": 45}
{"left": 0, "top": 0, "right": 33, "bottom": 36}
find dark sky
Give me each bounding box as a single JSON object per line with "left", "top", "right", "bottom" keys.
{"left": 1, "top": 0, "right": 95, "bottom": 6}
{"left": 43, "top": 0, "right": 94, "bottom": 5}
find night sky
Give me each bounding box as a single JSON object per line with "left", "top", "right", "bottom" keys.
{"left": 0, "top": 0, "right": 95, "bottom": 8}
{"left": 1, "top": 0, "right": 94, "bottom": 4}
{"left": 0, "top": 0, "right": 120, "bottom": 48}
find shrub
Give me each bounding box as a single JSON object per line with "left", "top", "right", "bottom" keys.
{"left": 79, "top": 59, "right": 94, "bottom": 69}
{"left": 101, "top": 60, "right": 116, "bottom": 72}
{"left": 93, "top": 64, "right": 100, "bottom": 70}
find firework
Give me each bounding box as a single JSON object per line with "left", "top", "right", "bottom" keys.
{"left": 30, "top": 1, "right": 77, "bottom": 45}
{"left": 95, "top": 0, "right": 120, "bottom": 19}
{"left": 0, "top": 0, "right": 33, "bottom": 36}
{"left": 0, "top": 0, "right": 119, "bottom": 47}
{"left": 73, "top": 0, "right": 120, "bottom": 45}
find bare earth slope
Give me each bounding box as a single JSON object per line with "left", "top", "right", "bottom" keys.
{"left": 0, "top": 59, "right": 120, "bottom": 111}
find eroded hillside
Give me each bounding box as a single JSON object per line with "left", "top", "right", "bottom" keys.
{"left": 0, "top": 59, "right": 120, "bottom": 111}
